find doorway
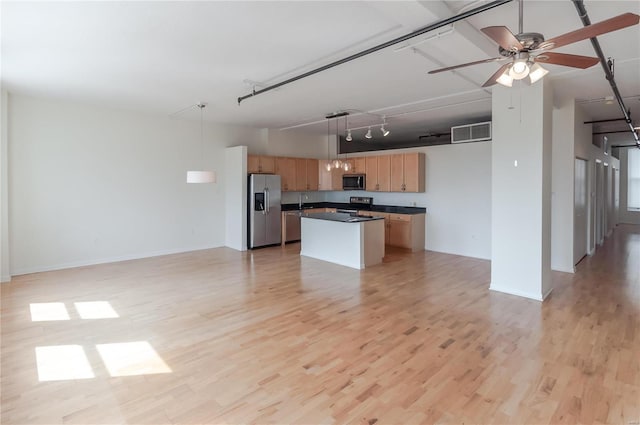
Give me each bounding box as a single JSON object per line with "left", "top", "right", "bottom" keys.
{"left": 574, "top": 158, "right": 588, "bottom": 264}
{"left": 595, "top": 161, "right": 604, "bottom": 246}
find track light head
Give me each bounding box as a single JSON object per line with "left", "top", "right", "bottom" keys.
{"left": 365, "top": 127, "right": 372, "bottom": 139}
{"left": 381, "top": 125, "right": 390, "bottom": 137}
{"left": 346, "top": 130, "right": 352, "bottom": 142}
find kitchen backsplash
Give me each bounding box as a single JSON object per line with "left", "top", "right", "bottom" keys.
{"left": 281, "top": 191, "right": 325, "bottom": 204}
{"left": 281, "top": 190, "right": 423, "bottom": 207}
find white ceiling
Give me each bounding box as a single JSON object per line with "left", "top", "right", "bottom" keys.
{"left": 2, "top": 0, "right": 639, "bottom": 140}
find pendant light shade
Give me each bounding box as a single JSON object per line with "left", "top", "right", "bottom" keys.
{"left": 187, "top": 171, "right": 216, "bottom": 183}
{"left": 186, "top": 103, "right": 216, "bottom": 184}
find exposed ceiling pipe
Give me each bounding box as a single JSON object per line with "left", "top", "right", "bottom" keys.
{"left": 237, "top": 0, "right": 514, "bottom": 105}
{"left": 571, "top": 0, "right": 639, "bottom": 147}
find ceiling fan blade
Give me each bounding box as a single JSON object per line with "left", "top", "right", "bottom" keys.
{"left": 544, "top": 13, "right": 639, "bottom": 51}
{"left": 535, "top": 52, "right": 599, "bottom": 69}
{"left": 481, "top": 26, "right": 523, "bottom": 51}
{"left": 482, "top": 63, "right": 512, "bottom": 88}
{"left": 428, "top": 56, "right": 509, "bottom": 74}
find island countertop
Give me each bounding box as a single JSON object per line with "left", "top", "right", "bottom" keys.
{"left": 282, "top": 202, "right": 426, "bottom": 215}
{"left": 302, "top": 212, "right": 384, "bottom": 223}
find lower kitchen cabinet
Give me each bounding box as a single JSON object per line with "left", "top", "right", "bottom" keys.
{"left": 388, "top": 213, "right": 425, "bottom": 251}
{"left": 360, "top": 211, "right": 425, "bottom": 251}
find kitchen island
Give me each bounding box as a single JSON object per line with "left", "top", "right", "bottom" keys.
{"left": 300, "top": 212, "right": 385, "bottom": 269}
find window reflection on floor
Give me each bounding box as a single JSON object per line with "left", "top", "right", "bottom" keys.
{"left": 30, "top": 303, "right": 70, "bottom": 322}
{"left": 96, "top": 341, "right": 171, "bottom": 377}
{"left": 35, "top": 345, "right": 95, "bottom": 381}
{"left": 74, "top": 301, "right": 119, "bottom": 319}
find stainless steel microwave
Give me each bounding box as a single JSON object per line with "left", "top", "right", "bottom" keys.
{"left": 342, "top": 174, "right": 366, "bottom": 190}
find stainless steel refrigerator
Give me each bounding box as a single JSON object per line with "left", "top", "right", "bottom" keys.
{"left": 248, "top": 174, "right": 282, "bottom": 248}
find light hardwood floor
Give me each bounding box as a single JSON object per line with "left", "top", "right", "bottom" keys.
{"left": 1, "top": 225, "right": 639, "bottom": 424}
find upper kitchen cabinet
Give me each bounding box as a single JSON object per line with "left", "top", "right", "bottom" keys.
{"left": 390, "top": 153, "right": 425, "bottom": 192}
{"left": 319, "top": 163, "right": 343, "bottom": 191}
{"left": 306, "top": 159, "right": 319, "bottom": 191}
{"left": 347, "top": 157, "right": 366, "bottom": 174}
{"left": 248, "top": 155, "right": 276, "bottom": 174}
{"left": 295, "top": 158, "right": 319, "bottom": 191}
{"left": 275, "top": 157, "right": 296, "bottom": 191}
{"left": 366, "top": 155, "right": 390, "bottom": 192}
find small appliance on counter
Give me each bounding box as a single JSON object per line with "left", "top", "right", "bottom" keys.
{"left": 342, "top": 174, "right": 365, "bottom": 191}
{"left": 336, "top": 196, "right": 373, "bottom": 214}
{"left": 248, "top": 174, "right": 281, "bottom": 248}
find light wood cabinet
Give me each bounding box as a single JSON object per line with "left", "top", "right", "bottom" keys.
{"left": 275, "top": 157, "right": 296, "bottom": 192}
{"left": 306, "top": 159, "right": 319, "bottom": 191}
{"left": 359, "top": 212, "right": 425, "bottom": 251}
{"left": 248, "top": 155, "right": 276, "bottom": 174}
{"left": 390, "top": 153, "right": 425, "bottom": 192}
{"left": 359, "top": 211, "right": 390, "bottom": 242}
{"left": 319, "top": 163, "right": 343, "bottom": 191}
{"left": 388, "top": 213, "right": 425, "bottom": 251}
{"left": 366, "top": 155, "right": 390, "bottom": 192}
{"left": 295, "top": 158, "right": 319, "bottom": 191}
{"left": 349, "top": 157, "right": 366, "bottom": 174}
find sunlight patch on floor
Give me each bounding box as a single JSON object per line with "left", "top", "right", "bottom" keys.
{"left": 74, "top": 301, "right": 119, "bottom": 319}
{"left": 30, "top": 303, "right": 70, "bottom": 322}
{"left": 35, "top": 345, "right": 95, "bottom": 381}
{"left": 96, "top": 341, "right": 171, "bottom": 377}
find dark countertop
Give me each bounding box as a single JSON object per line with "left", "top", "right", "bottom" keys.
{"left": 281, "top": 202, "right": 426, "bottom": 215}
{"left": 301, "top": 212, "right": 384, "bottom": 223}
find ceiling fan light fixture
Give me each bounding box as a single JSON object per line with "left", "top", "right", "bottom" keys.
{"left": 509, "top": 59, "right": 530, "bottom": 80}
{"left": 496, "top": 68, "right": 514, "bottom": 87}
{"left": 528, "top": 63, "right": 549, "bottom": 84}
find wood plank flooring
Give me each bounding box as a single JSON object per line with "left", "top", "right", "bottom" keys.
{"left": 1, "top": 225, "right": 639, "bottom": 424}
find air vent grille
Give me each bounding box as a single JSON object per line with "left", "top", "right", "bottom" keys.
{"left": 451, "top": 121, "right": 492, "bottom": 143}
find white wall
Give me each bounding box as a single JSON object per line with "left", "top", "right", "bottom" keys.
{"left": 490, "top": 80, "right": 553, "bottom": 301}
{"left": 8, "top": 94, "right": 264, "bottom": 275}
{"left": 551, "top": 97, "right": 576, "bottom": 273}
{"left": 325, "top": 142, "right": 492, "bottom": 260}
{"left": 224, "top": 146, "right": 248, "bottom": 251}
{"left": 616, "top": 145, "right": 640, "bottom": 225}
{"left": 1, "top": 90, "right": 9, "bottom": 282}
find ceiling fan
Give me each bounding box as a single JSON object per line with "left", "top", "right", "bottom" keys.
{"left": 428, "top": 1, "right": 640, "bottom": 87}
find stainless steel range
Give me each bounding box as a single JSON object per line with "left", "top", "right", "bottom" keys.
{"left": 336, "top": 196, "right": 373, "bottom": 214}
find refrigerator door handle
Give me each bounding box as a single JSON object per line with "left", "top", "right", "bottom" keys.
{"left": 264, "top": 188, "right": 269, "bottom": 214}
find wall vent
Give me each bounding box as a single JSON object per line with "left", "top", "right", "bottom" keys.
{"left": 451, "top": 121, "right": 492, "bottom": 144}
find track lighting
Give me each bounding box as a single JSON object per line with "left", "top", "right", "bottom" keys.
{"left": 381, "top": 125, "right": 390, "bottom": 137}
{"left": 365, "top": 127, "right": 372, "bottom": 139}
{"left": 346, "top": 129, "right": 352, "bottom": 142}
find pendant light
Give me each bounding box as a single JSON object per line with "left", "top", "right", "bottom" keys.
{"left": 342, "top": 115, "right": 351, "bottom": 172}
{"left": 186, "top": 103, "right": 216, "bottom": 183}
{"left": 325, "top": 118, "right": 332, "bottom": 171}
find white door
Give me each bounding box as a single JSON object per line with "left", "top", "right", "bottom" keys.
{"left": 574, "top": 158, "right": 588, "bottom": 264}
{"left": 603, "top": 164, "right": 609, "bottom": 237}
{"left": 596, "top": 162, "right": 604, "bottom": 245}
{"left": 614, "top": 168, "right": 620, "bottom": 224}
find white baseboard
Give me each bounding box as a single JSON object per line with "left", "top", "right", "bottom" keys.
{"left": 425, "top": 247, "right": 490, "bottom": 261}
{"left": 10, "top": 244, "right": 221, "bottom": 277}
{"left": 551, "top": 265, "right": 575, "bottom": 274}
{"left": 489, "top": 283, "right": 550, "bottom": 302}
